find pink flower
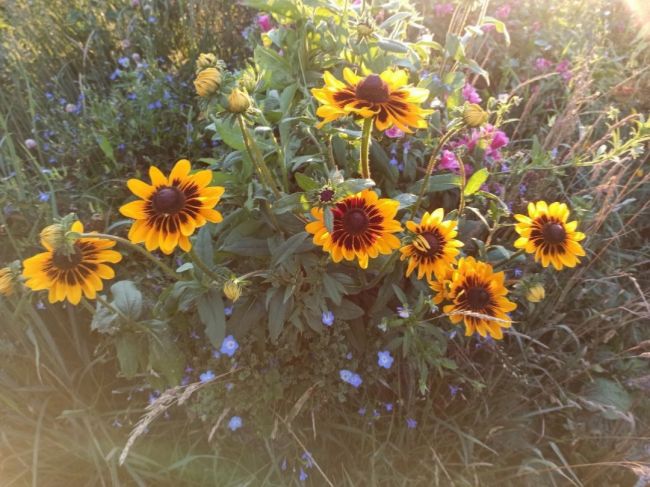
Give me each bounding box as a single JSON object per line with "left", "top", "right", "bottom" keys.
{"left": 257, "top": 14, "right": 272, "bottom": 33}
{"left": 534, "top": 57, "right": 552, "bottom": 71}
{"left": 439, "top": 150, "right": 459, "bottom": 171}
{"left": 385, "top": 126, "right": 405, "bottom": 139}
{"left": 434, "top": 3, "right": 454, "bottom": 16}
{"left": 556, "top": 59, "right": 572, "bottom": 81}
{"left": 462, "top": 83, "right": 482, "bottom": 104}
{"left": 481, "top": 24, "right": 496, "bottom": 33}
{"left": 495, "top": 4, "right": 511, "bottom": 20}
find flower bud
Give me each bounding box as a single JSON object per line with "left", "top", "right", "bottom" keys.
{"left": 0, "top": 266, "right": 16, "bottom": 296}
{"left": 526, "top": 284, "right": 545, "bottom": 303}
{"left": 227, "top": 88, "right": 251, "bottom": 113}
{"left": 196, "top": 53, "right": 217, "bottom": 71}
{"left": 357, "top": 21, "right": 373, "bottom": 37}
{"left": 223, "top": 278, "right": 242, "bottom": 302}
{"left": 40, "top": 223, "right": 66, "bottom": 250}
{"left": 463, "top": 103, "right": 488, "bottom": 127}
{"left": 194, "top": 68, "right": 222, "bottom": 97}
{"left": 25, "top": 138, "right": 38, "bottom": 149}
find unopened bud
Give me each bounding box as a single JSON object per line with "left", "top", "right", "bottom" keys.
{"left": 463, "top": 103, "right": 488, "bottom": 127}
{"left": 227, "top": 88, "right": 251, "bottom": 113}
{"left": 194, "top": 68, "right": 222, "bottom": 97}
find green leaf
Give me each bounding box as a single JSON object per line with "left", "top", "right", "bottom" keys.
{"left": 116, "top": 334, "right": 141, "bottom": 378}
{"left": 332, "top": 299, "right": 364, "bottom": 320}
{"left": 409, "top": 173, "right": 460, "bottom": 194}
{"left": 215, "top": 119, "right": 245, "bottom": 151}
{"left": 271, "top": 232, "right": 310, "bottom": 266}
{"left": 377, "top": 37, "right": 409, "bottom": 53}
{"left": 197, "top": 289, "right": 226, "bottom": 348}
{"left": 322, "top": 273, "right": 346, "bottom": 305}
{"left": 254, "top": 45, "right": 293, "bottom": 88}
{"left": 221, "top": 237, "right": 270, "bottom": 256}
{"left": 267, "top": 289, "right": 289, "bottom": 341}
{"left": 464, "top": 168, "right": 489, "bottom": 196}
{"left": 483, "top": 16, "right": 510, "bottom": 45}
{"left": 582, "top": 378, "right": 632, "bottom": 420}
{"left": 295, "top": 172, "right": 319, "bottom": 191}
{"left": 393, "top": 192, "right": 417, "bottom": 209}
{"left": 149, "top": 332, "right": 184, "bottom": 385}
{"left": 110, "top": 281, "right": 143, "bottom": 320}
{"left": 324, "top": 207, "right": 334, "bottom": 233}
{"left": 338, "top": 178, "right": 375, "bottom": 195}
{"left": 193, "top": 226, "right": 214, "bottom": 267}
{"left": 97, "top": 135, "right": 115, "bottom": 162}
{"left": 229, "top": 297, "right": 265, "bottom": 336}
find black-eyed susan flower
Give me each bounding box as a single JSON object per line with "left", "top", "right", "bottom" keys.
{"left": 514, "top": 201, "right": 586, "bottom": 271}
{"left": 22, "top": 221, "right": 122, "bottom": 305}
{"left": 311, "top": 68, "right": 433, "bottom": 132}
{"left": 0, "top": 266, "right": 16, "bottom": 296}
{"left": 399, "top": 209, "right": 463, "bottom": 280}
{"left": 305, "top": 189, "right": 402, "bottom": 269}
{"left": 442, "top": 257, "right": 516, "bottom": 340}
{"left": 119, "top": 159, "right": 225, "bottom": 255}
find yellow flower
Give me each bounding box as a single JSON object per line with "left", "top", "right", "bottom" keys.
{"left": 305, "top": 189, "right": 402, "bottom": 269}
{"left": 526, "top": 284, "right": 545, "bottom": 303}
{"left": 119, "top": 159, "right": 225, "bottom": 255}
{"left": 311, "top": 67, "right": 433, "bottom": 132}
{"left": 227, "top": 88, "right": 251, "bottom": 113}
{"left": 429, "top": 267, "right": 454, "bottom": 305}
{"left": 39, "top": 223, "right": 66, "bottom": 250}
{"left": 0, "top": 266, "right": 15, "bottom": 296}
{"left": 442, "top": 257, "right": 517, "bottom": 340}
{"left": 194, "top": 67, "right": 222, "bottom": 97}
{"left": 223, "top": 278, "right": 242, "bottom": 302}
{"left": 514, "top": 201, "right": 586, "bottom": 271}
{"left": 463, "top": 103, "right": 488, "bottom": 127}
{"left": 399, "top": 209, "right": 463, "bottom": 281}
{"left": 22, "top": 221, "right": 122, "bottom": 305}
{"left": 196, "top": 53, "right": 217, "bottom": 71}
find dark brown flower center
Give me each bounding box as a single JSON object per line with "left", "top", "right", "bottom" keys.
{"left": 466, "top": 286, "right": 491, "bottom": 310}
{"left": 152, "top": 186, "right": 186, "bottom": 214}
{"left": 421, "top": 232, "right": 441, "bottom": 256}
{"left": 542, "top": 222, "right": 566, "bottom": 244}
{"left": 355, "top": 74, "right": 390, "bottom": 103}
{"left": 52, "top": 248, "right": 82, "bottom": 270}
{"left": 319, "top": 188, "right": 335, "bottom": 203}
{"left": 342, "top": 208, "right": 369, "bottom": 235}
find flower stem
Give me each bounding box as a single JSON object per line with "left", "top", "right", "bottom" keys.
{"left": 410, "top": 125, "right": 461, "bottom": 219}
{"left": 360, "top": 117, "right": 374, "bottom": 179}
{"left": 457, "top": 154, "right": 467, "bottom": 217}
{"left": 237, "top": 114, "right": 282, "bottom": 198}
{"left": 492, "top": 248, "right": 526, "bottom": 270}
{"left": 77, "top": 233, "right": 179, "bottom": 280}
{"left": 187, "top": 247, "right": 222, "bottom": 284}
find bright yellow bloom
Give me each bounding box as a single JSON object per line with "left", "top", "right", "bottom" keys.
{"left": 514, "top": 201, "right": 586, "bottom": 271}
{"left": 311, "top": 68, "right": 433, "bottom": 132}
{"left": 442, "top": 257, "right": 517, "bottom": 340}
{"left": 429, "top": 267, "right": 454, "bottom": 305}
{"left": 119, "top": 159, "right": 225, "bottom": 255}
{"left": 400, "top": 209, "right": 463, "bottom": 281}
{"left": 194, "top": 67, "right": 222, "bottom": 97}
{"left": 22, "top": 221, "right": 122, "bottom": 305}
{"left": 526, "top": 284, "right": 546, "bottom": 303}
{"left": 0, "top": 267, "right": 15, "bottom": 296}
{"left": 305, "top": 189, "right": 402, "bottom": 269}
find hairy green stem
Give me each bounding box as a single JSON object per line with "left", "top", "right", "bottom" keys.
{"left": 457, "top": 154, "right": 467, "bottom": 217}
{"left": 410, "top": 126, "right": 461, "bottom": 219}
{"left": 76, "top": 233, "right": 179, "bottom": 280}
{"left": 237, "top": 115, "right": 282, "bottom": 198}
{"left": 360, "top": 117, "right": 374, "bottom": 179}
{"left": 187, "top": 247, "right": 222, "bottom": 284}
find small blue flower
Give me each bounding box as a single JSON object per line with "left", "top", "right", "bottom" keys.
{"left": 345, "top": 352, "right": 353, "bottom": 360}
{"left": 48, "top": 157, "right": 57, "bottom": 164}
{"left": 224, "top": 305, "right": 233, "bottom": 316}
{"left": 148, "top": 390, "right": 160, "bottom": 405}
{"left": 389, "top": 156, "right": 399, "bottom": 167}
{"left": 181, "top": 375, "right": 191, "bottom": 386}
{"left": 372, "top": 409, "right": 380, "bottom": 418}
{"left": 449, "top": 384, "right": 461, "bottom": 398}
{"left": 127, "top": 92, "right": 137, "bottom": 100}
{"left": 358, "top": 407, "right": 366, "bottom": 416}
{"left": 225, "top": 382, "right": 234, "bottom": 391}
{"left": 280, "top": 458, "right": 287, "bottom": 471}
{"left": 118, "top": 144, "right": 126, "bottom": 151}
{"left": 397, "top": 306, "right": 410, "bottom": 319}
{"left": 199, "top": 370, "right": 215, "bottom": 383}
{"left": 385, "top": 402, "right": 393, "bottom": 412}
{"left": 513, "top": 267, "right": 523, "bottom": 278}
{"left": 518, "top": 183, "right": 527, "bottom": 196}
{"left": 45, "top": 92, "right": 54, "bottom": 101}
{"left": 377, "top": 350, "right": 394, "bottom": 369}
{"left": 109, "top": 69, "right": 122, "bottom": 81}
{"left": 211, "top": 350, "right": 221, "bottom": 359}
{"left": 228, "top": 415, "right": 242, "bottom": 431}
{"left": 339, "top": 369, "right": 362, "bottom": 388}
{"left": 322, "top": 310, "right": 334, "bottom": 326}
{"left": 147, "top": 15, "right": 157, "bottom": 23}
{"left": 301, "top": 451, "right": 314, "bottom": 468}
{"left": 299, "top": 468, "right": 308, "bottom": 482}
{"left": 220, "top": 335, "right": 239, "bottom": 357}
{"left": 118, "top": 56, "right": 130, "bottom": 68}
{"left": 38, "top": 191, "right": 50, "bottom": 202}
{"left": 406, "top": 418, "right": 417, "bottom": 429}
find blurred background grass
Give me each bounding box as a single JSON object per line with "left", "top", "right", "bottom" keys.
{"left": 0, "top": 0, "right": 649, "bottom": 485}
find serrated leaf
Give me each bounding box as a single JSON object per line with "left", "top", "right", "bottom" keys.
{"left": 197, "top": 289, "right": 226, "bottom": 348}
{"left": 464, "top": 168, "right": 489, "bottom": 196}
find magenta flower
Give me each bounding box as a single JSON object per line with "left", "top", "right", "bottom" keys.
{"left": 257, "top": 14, "right": 273, "bottom": 32}
{"left": 439, "top": 150, "right": 460, "bottom": 171}
{"left": 384, "top": 126, "right": 405, "bottom": 139}
{"left": 494, "top": 4, "right": 511, "bottom": 20}
{"left": 534, "top": 57, "right": 553, "bottom": 71}
{"left": 462, "top": 83, "right": 482, "bottom": 104}
{"left": 434, "top": 3, "right": 454, "bottom": 16}
{"left": 556, "top": 60, "right": 572, "bottom": 81}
